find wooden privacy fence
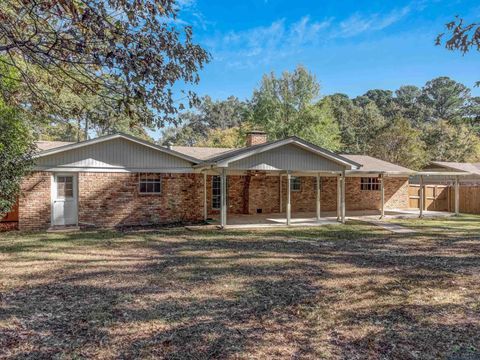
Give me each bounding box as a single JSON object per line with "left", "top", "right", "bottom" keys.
{"left": 450, "top": 185, "right": 480, "bottom": 214}
{"left": 409, "top": 184, "right": 480, "bottom": 214}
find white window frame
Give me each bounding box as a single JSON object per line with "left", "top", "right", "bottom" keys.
{"left": 212, "top": 175, "right": 221, "bottom": 209}
{"left": 360, "top": 177, "right": 380, "bottom": 191}
{"left": 55, "top": 175, "right": 74, "bottom": 199}
{"left": 139, "top": 173, "right": 162, "bottom": 194}
{"left": 290, "top": 176, "right": 301, "bottom": 192}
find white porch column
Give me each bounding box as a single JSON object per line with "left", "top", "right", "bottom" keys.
{"left": 316, "top": 173, "right": 321, "bottom": 221}
{"left": 286, "top": 172, "right": 291, "bottom": 225}
{"left": 337, "top": 174, "right": 341, "bottom": 221}
{"left": 341, "top": 170, "right": 346, "bottom": 224}
{"left": 419, "top": 175, "right": 424, "bottom": 218}
{"left": 220, "top": 168, "right": 227, "bottom": 228}
{"left": 203, "top": 172, "right": 208, "bottom": 221}
{"left": 455, "top": 175, "right": 460, "bottom": 216}
{"left": 279, "top": 174, "right": 283, "bottom": 213}
{"left": 380, "top": 174, "right": 385, "bottom": 219}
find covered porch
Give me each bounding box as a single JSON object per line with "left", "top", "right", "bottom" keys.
{"left": 195, "top": 137, "right": 416, "bottom": 228}
{"left": 207, "top": 209, "right": 453, "bottom": 229}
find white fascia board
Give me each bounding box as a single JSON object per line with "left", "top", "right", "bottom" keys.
{"left": 346, "top": 170, "right": 417, "bottom": 177}
{"left": 33, "top": 166, "right": 199, "bottom": 173}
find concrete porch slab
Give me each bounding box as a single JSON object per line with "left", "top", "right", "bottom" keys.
{"left": 200, "top": 209, "right": 454, "bottom": 230}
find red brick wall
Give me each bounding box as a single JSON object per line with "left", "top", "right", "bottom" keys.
{"left": 78, "top": 172, "right": 204, "bottom": 228}
{"left": 248, "top": 175, "right": 280, "bottom": 214}
{"left": 19, "top": 172, "right": 52, "bottom": 231}
{"left": 17, "top": 171, "right": 409, "bottom": 230}
{"left": 345, "top": 177, "right": 409, "bottom": 210}
{"left": 205, "top": 174, "right": 281, "bottom": 215}
{"left": 246, "top": 132, "right": 267, "bottom": 146}
{"left": 279, "top": 176, "right": 409, "bottom": 212}
{"left": 18, "top": 172, "right": 205, "bottom": 231}
{"left": 205, "top": 175, "right": 408, "bottom": 216}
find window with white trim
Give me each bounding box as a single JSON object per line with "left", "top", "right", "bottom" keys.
{"left": 139, "top": 173, "right": 161, "bottom": 194}
{"left": 57, "top": 176, "right": 73, "bottom": 199}
{"left": 360, "top": 177, "right": 380, "bottom": 191}
{"left": 290, "top": 176, "right": 301, "bottom": 191}
{"left": 212, "top": 176, "right": 229, "bottom": 209}
{"left": 212, "top": 176, "right": 221, "bottom": 209}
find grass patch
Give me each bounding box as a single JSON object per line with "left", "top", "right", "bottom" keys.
{"left": 0, "top": 219, "right": 479, "bottom": 359}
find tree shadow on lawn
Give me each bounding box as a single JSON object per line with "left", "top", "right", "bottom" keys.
{"left": 337, "top": 304, "right": 480, "bottom": 360}
{"left": 1, "top": 226, "right": 479, "bottom": 359}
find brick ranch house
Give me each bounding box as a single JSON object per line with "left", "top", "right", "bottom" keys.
{"left": 10, "top": 131, "right": 418, "bottom": 231}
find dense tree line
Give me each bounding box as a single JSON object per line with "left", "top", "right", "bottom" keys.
{"left": 161, "top": 66, "right": 480, "bottom": 170}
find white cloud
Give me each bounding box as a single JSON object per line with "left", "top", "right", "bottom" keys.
{"left": 337, "top": 6, "right": 411, "bottom": 38}
{"left": 202, "top": 4, "right": 417, "bottom": 69}
{"left": 175, "top": 0, "right": 196, "bottom": 9}
{"left": 205, "top": 16, "right": 332, "bottom": 69}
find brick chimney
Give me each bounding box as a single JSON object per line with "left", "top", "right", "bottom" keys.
{"left": 246, "top": 131, "right": 267, "bottom": 146}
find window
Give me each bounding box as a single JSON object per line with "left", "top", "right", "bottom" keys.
{"left": 290, "top": 176, "right": 301, "bottom": 191}
{"left": 360, "top": 177, "right": 380, "bottom": 191}
{"left": 57, "top": 176, "right": 73, "bottom": 198}
{"left": 139, "top": 173, "right": 161, "bottom": 194}
{"left": 212, "top": 176, "right": 230, "bottom": 209}
{"left": 212, "top": 175, "right": 221, "bottom": 209}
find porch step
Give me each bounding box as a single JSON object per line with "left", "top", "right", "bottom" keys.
{"left": 47, "top": 226, "right": 81, "bottom": 233}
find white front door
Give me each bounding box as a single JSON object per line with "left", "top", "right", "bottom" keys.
{"left": 52, "top": 174, "right": 78, "bottom": 226}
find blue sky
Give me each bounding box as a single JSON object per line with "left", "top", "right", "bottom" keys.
{"left": 177, "top": 0, "right": 479, "bottom": 99}
{"left": 152, "top": 0, "right": 480, "bottom": 138}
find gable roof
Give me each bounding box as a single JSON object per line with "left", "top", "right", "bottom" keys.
{"left": 428, "top": 161, "right": 480, "bottom": 176}
{"left": 195, "top": 136, "right": 362, "bottom": 169}
{"left": 33, "top": 133, "right": 417, "bottom": 174}
{"left": 341, "top": 154, "right": 415, "bottom": 174}
{"left": 171, "top": 146, "right": 236, "bottom": 160}
{"left": 34, "top": 133, "right": 199, "bottom": 164}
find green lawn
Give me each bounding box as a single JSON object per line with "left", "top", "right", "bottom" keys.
{"left": 1, "top": 217, "right": 479, "bottom": 359}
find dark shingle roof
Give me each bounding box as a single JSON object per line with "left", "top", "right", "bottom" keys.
{"left": 36, "top": 141, "right": 75, "bottom": 151}
{"left": 430, "top": 161, "right": 480, "bottom": 175}
{"left": 341, "top": 154, "right": 415, "bottom": 173}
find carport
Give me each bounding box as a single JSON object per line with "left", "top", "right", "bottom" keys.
{"left": 414, "top": 161, "right": 479, "bottom": 216}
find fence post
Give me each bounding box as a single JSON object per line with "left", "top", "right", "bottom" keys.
{"left": 455, "top": 176, "right": 460, "bottom": 216}
{"left": 419, "top": 175, "right": 424, "bottom": 218}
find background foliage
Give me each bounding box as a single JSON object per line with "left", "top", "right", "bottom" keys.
{"left": 161, "top": 66, "right": 480, "bottom": 170}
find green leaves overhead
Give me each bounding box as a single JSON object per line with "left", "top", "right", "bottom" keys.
{"left": 0, "top": 68, "right": 35, "bottom": 217}
{"left": 0, "top": 0, "right": 210, "bottom": 127}
{"left": 436, "top": 17, "right": 480, "bottom": 86}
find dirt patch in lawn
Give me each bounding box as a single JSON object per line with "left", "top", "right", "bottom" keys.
{"left": 1, "top": 219, "right": 479, "bottom": 359}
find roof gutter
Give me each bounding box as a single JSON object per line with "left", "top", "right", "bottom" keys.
{"left": 346, "top": 170, "right": 416, "bottom": 176}
{"left": 416, "top": 171, "right": 473, "bottom": 176}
